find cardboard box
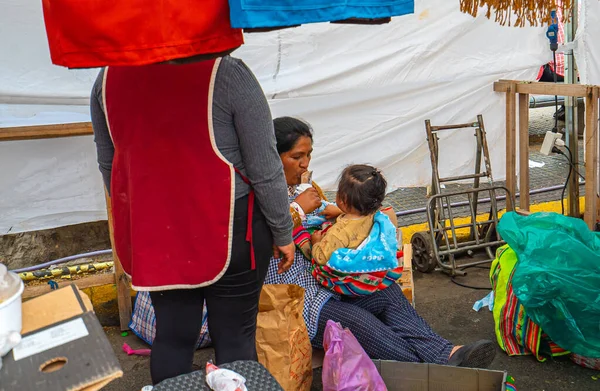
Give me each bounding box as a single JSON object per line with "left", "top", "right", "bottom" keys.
{"left": 373, "top": 361, "right": 507, "bottom": 391}
{"left": 0, "top": 285, "right": 123, "bottom": 391}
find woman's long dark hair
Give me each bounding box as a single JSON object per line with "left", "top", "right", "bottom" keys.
{"left": 273, "top": 117, "right": 313, "bottom": 154}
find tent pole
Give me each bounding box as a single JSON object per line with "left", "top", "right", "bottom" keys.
{"left": 565, "top": 0, "right": 580, "bottom": 217}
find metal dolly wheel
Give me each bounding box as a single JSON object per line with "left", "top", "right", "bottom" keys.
{"left": 411, "top": 115, "right": 515, "bottom": 275}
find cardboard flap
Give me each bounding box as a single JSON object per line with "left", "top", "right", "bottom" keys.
{"left": 21, "top": 285, "right": 93, "bottom": 335}
{"left": 375, "top": 361, "right": 507, "bottom": 391}
{"left": 1, "top": 312, "right": 123, "bottom": 391}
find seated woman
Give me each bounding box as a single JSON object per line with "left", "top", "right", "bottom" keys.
{"left": 265, "top": 116, "right": 496, "bottom": 368}
{"left": 310, "top": 164, "right": 403, "bottom": 296}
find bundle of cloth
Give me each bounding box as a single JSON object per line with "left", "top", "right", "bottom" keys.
{"left": 310, "top": 210, "right": 402, "bottom": 296}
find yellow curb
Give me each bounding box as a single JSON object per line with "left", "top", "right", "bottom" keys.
{"left": 400, "top": 197, "right": 585, "bottom": 244}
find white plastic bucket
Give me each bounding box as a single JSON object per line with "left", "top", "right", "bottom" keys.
{"left": 0, "top": 271, "right": 24, "bottom": 336}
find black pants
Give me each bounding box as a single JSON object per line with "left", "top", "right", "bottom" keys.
{"left": 149, "top": 195, "right": 273, "bottom": 385}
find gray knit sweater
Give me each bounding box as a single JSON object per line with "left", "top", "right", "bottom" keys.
{"left": 90, "top": 56, "right": 293, "bottom": 246}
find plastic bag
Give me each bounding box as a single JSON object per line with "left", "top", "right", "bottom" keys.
{"left": 0, "top": 332, "right": 21, "bottom": 371}
{"left": 0, "top": 264, "right": 18, "bottom": 303}
{"left": 322, "top": 320, "right": 387, "bottom": 391}
{"left": 498, "top": 212, "right": 600, "bottom": 358}
{"left": 206, "top": 362, "right": 248, "bottom": 391}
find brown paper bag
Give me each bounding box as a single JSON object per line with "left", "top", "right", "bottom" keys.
{"left": 256, "top": 284, "right": 312, "bottom": 391}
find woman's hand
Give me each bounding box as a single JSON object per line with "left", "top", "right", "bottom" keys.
{"left": 273, "top": 242, "right": 296, "bottom": 274}
{"left": 294, "top": 187, "right": 321, "bottom": 214}
{"left": 311, "top": 230, "right": 323, "bottom": 245}
{"left": 320, "top": 204, "right": 342, "bottom": 220}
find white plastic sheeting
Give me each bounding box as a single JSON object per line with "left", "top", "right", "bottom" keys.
{"left": 0, "top": 137, "right": 107, "bottom": 234}
{"left": 0, "top": 0, "right": 96, "bottom": 106}
{"left": 0, "top": 0, "right": 553, "bottom": 234}
{"left": 573, "top": 0, "right": 600, "bottom": 195}
{"left": 574, "top": 0, "right": 600, "bottom": 85}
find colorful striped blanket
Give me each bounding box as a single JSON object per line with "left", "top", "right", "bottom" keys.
{"left": 311, "top": 262, "right": 403, "bottom": 296}
{"left": 490, "top": 245, "right": 568, "bottom": 361}
{"left": 309, "top": 211, "right": 401, "bottom": 296}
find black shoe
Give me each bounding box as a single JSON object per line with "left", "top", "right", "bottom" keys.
{"left": 447, "top": 340, "right": 496, "bottom": 369}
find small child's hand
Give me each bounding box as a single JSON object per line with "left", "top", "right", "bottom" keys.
{"left": 320, "top": 204, "right": 342, "bottom": 220}
{"left": 311, "top": 230, "right": 323, "bottom": 244}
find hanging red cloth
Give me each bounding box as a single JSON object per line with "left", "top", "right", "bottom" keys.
{"left": 41, "top": 0, "right": 243, "bottom": 68}
{"left": 103, "top": 59, "right": 237, "bottom": 290}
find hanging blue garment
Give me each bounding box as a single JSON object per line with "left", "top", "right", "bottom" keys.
{"left": 228, "top": 0, "right": 414, "bottom": 29}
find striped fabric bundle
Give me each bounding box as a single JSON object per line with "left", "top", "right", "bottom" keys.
{"left": 129, "top": 291, "right": 211, "bottom": 349}
{"left": 490, "top": 246, "right": 568, "bottom": 361}
{"left": 311, "top": 261, "right": 403, "bottom": 296}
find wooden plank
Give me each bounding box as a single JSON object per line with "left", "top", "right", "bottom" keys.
{"left": 401, "top": 244, "right": 414, "bottom": 307}
{"left": 22, "top": 273, "right": 115, "bottom": 300}
{"left": 518, "top": 93, "right": 530, "bottom": 210}
{"left": 104, "top": 189, "right": 133, "bottom": 331}
{"left": 584, "top": 87, "right": 599, "bottom": 229}
{"left": 494, "top": 81, "right": 589, "bottom": 97}
{"left": 0, "top": 122, "right": 93, "bottom": 141}
{"left": 505, "top": 85, "right": 517, "bottom": 211}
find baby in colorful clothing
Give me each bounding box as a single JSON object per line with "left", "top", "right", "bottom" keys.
{"left": 310, "top": 164, "right": 402, "bottom": 296}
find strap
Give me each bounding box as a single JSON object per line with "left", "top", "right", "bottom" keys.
{"left": 234, "top": 168, "right": 256, "bottom": 270}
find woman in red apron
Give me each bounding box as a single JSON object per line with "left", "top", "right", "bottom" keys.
{"left": 90, "top": 54, "right": 295, "bottom": 384}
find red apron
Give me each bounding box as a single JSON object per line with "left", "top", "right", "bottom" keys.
{"left": 103, "top": 58, "right": 243, "bottom": 290}
{"left": 41, "top": 0, "right": 243, "bottom": 68}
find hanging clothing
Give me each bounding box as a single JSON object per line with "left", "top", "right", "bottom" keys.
{"left": 228, "top": 0, "right": 414, "bottom": 29}
{"left": 41, "top": 0, "right": 243, "bottom": 68}
{"left": 102, "top": 59, "right": 236, "bottom": 290}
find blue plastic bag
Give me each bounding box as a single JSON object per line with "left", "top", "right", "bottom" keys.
{"left": 497, "top": 212, "right": 600, "bottom": 358}
{"left": 228, "top": 0, "right": 414, "bottom": 29}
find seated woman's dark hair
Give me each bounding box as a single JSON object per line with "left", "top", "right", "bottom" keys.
{"left": 338, "top": 164, "right": 387, "bottom": 215}
{"left": 273, "top": 117, "right": 313, "bottom": 154}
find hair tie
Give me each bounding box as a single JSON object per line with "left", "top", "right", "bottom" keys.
{"left": 372, "top": 170, "right": 378, "bottom": 177}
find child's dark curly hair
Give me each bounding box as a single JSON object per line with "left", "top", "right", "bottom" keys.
{"left": 337, "top": 164, "right": 387, "bottom": 216}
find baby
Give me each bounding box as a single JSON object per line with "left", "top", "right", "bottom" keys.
{"left": 293, "top": 170, "right": 339, "bottom": 232}
{"left": 310, "top": 164, "right": 401, "bottom": 296}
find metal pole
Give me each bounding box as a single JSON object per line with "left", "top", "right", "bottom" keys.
{"left": 565, "top": 1, "right": 580, "bottom": 217}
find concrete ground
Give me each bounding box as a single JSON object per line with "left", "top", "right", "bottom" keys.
{"left": 102, "top": 260, "right": 598, "bottom": 391}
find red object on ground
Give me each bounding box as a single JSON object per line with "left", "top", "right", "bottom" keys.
{"left": 122, "top": 343, "right": 151, "bottom": 357}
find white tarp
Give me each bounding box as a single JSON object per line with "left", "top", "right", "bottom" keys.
{"left": 0, "top": 0, "right": 552, "bottom": 234}
{"left": 573, "top": 0, "right": 600, "bottom": 195}
{"left": 574, "top": 0, "right": 600, "bottom": 85}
